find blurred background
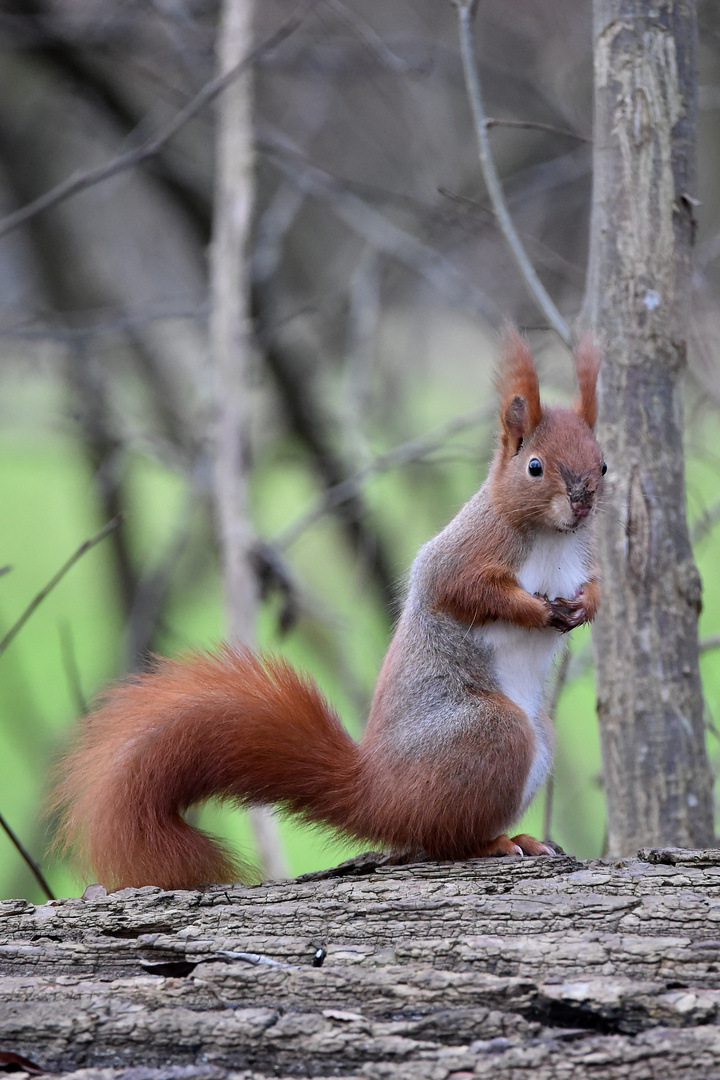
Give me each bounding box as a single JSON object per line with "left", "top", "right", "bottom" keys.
{"left": 1, "top": 0, "right": 720, "bottom": 902}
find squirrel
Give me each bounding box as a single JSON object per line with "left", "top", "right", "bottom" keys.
{"left": 52, "top": 329, "right": 605, "bottom": 892}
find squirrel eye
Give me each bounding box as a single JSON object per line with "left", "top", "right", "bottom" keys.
{"left": 601, "top": 461, "right": 608, "bottom": 476}
{"left": 527, "top": 458, "right": 543, "bottom": 478}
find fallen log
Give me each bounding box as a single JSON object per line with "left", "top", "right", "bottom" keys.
{"left": 1, "top": 848, "right": 720, "bottom": 1078}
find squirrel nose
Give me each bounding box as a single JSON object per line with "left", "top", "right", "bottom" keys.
{"left": 571, "top": 502, "right": 590, "bottom": 518}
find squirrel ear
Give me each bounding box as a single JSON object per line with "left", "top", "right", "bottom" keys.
{"left": 502, "top": 394, "right": 531, "bottom": 451}
{"left": 574, "top": 334, "right": 601, "bottom": 429}
{"left": 497, "top": 328, "right": 542, "bottom": 451}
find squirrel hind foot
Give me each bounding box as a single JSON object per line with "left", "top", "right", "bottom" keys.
{"left": 510, "top": 833, "right": 556, "bottom": 857}
{"left": 477, "top": 833, "right": 556, "bottom": 858}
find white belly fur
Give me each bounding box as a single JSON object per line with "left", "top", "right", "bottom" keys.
{"left": 475, "top": 530, "right": 590, "bottom": 808}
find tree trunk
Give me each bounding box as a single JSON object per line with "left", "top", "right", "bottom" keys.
{"left": 209, "top": 0, "right": 287, "bottom": 879}
{"left": 582, "top": 1, "right": 714, "bottom": 854}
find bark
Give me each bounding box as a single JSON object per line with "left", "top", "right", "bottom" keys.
{"left": 2, "top": 850, "right": 720, "bottom": 1078}
{"left": 209, "top": 0, "right": 286, "bottom": 879}
{"left": 582, "top": 1, "right": 714, "bottom": 853}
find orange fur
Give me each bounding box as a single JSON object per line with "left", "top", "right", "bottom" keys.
{"left": 357, "top": 692, "right": 535, "bottom": 860}
{"left": 431, "top": 556, "right": 551, "bottom": 629}
{"left": 52, "top": 649, "right": 362, "bottom": 890}
{"left": 53, "top": 651, "right": 537, "bottom": 888}
{"left": 574, "top": 334, "right": 602, "bottom": 430}
{"left": 496, "top": 329, "right": 543, "bottom": 455}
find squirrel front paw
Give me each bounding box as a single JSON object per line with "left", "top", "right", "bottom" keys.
{"left": 543, "top": 591, "right": 591, "bottom": 633}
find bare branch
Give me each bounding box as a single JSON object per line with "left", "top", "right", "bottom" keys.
{"left": 260, "top": 130, "right": 501, "bottom": 326}
{"left": 0, "top": 516, "right": 122, "bottom": 660}
{"left": 691, "top": 498, "right": 720, "bottom": 545}
{"left": 319, "top": 0, "right": 418, "bottom": 74}
{"left": 486, "top": 118, "right": 591, "bottom": 142}
{"left": 700, "top": 634, "right": 720, "bottom": 654}
{"left": 276, "top": 404, "right": 494, "bottom": 551}
{"left": 210, "top": 0, "right": 288, "bottom": 880}
{"left": 0, "top": 810, "right": 55, "bottom": 902}
{"left": 452, "top": 0, "right": 571, "bottom": 345}
{"left": 0, "top": 3, "right": 314, "bottom": 244}
{"left": 59, "top": 621, "right": 89, "bottom": 718}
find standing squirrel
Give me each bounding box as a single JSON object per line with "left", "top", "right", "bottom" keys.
{"left": 54, "top": 330, "right": 605, "bottom": 891}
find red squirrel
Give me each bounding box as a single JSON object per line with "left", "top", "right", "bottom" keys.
{"left": 53, "top": 330, "right": 604, "bottom": 892}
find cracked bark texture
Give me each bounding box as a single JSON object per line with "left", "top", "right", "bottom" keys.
{"left": 3, "top": 850, "right": 720, "bottom": 1078}
{"left": 582, "top": 1, "right": 714, "bottom": 853}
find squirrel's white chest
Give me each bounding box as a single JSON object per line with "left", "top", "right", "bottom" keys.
{"left": 475, "top": 530, "right": 588, "bottom": 719}
{"left": 475, "top": 530, "right": 589, "bottom": 808}
{"left": 516, "top": 529, "right": 589, "bottom": 601}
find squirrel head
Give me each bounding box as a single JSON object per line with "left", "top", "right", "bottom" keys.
{"left": 490, "top": 329, "right": 606, "bottom": 534}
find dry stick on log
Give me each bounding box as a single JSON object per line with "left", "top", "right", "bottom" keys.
{"left": 0, "top": 2, "right": 315, "bottom": 243}
{"left": 209, "top": 0, "right": 287, "bottom": 881}
{"left": 451, "top": 0, "right": 571, "bottom": 346}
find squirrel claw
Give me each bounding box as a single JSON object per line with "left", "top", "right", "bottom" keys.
{"left": 510, "top": 833, "right": 556, "bottom": 857}
{"left": 477, "top": 834, "right": 524, "bottom": 858}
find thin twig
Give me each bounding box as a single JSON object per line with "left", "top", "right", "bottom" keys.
{"left": 705, "top": 703, "right": 720, "bottom": 743}
{"left": 276, "top": 404, "right": 493, "bottom": 551}
{"left": 0, "top": 515, "right": 122, "bottom": 659}
{"left": 0, "top": 810, "right": 55, "bottom": 901}
{"left": 700, "top": 634, "right": 720, "bottom": 654}
{"left": 0, "top": 3, "right": 315, "bottom": 243}
{"left": 691, "top": 498, "right": 720, "bottom": 545}
{"left": 319, "top": 0, "right": 418, "bottom": 73}
{"left": 261, "top": 129, "right": 501, "bottom": 326}
{"left": 59, "top": 621, "right": 89, "bottom": 717}
{"left": 543, "top": 643, "right": 571, "bottom": 843}
{"left": 486, "top": 117, "right": 591, "bottom": 143}
{"left": 217, "top": 949, "right": 297, "bottom": 969}
{"left": 452, "top": 0, "right": 571, "bottom": 345}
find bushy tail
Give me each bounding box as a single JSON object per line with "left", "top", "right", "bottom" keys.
{"left": 51, "top": 646, "right": 362, "bottom": 891}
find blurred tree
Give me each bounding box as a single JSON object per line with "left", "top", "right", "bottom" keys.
{"left": 210, "top": 0, "right": 287, "bottom": 877}
{"left": 583, "top": 0, "right": 715, "bottom": 853}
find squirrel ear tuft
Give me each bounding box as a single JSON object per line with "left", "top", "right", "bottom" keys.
{"left": 502, "top": 394, "right": 530, "bottom": 452}
{"left": 496, "top": 328, "right": 542, "bottom": 448}
{"left": 573, "top": 335, "right": 602, "bottom": 429}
